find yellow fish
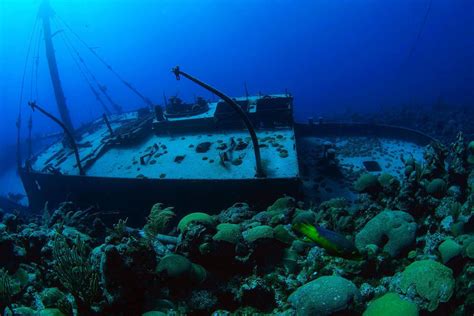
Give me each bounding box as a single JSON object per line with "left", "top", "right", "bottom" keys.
{"left": 293, "top": 222, "right": 362, "bottom": 260}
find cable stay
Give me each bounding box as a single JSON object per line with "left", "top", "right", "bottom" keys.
{"left": 54, "top": 14, "right": 154, "bottom": 107}
{"left": 17, "top": 17, "right": 40, "bottom": 168}
{"left": 397, "top": 0, "right": 434, "bottom": 75}
{"left": 52, "top": 17, "right": 123, "bottom": 114}
{"left": 30, "top": 25, "right": 42, "bottom": 102}
{"left": 52, "top": 19, "right": 113, "bottom": 115}
{"left": 18, "top": 18, "right": 40, "bottom": 117}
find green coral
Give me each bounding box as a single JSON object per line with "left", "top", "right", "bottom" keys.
{"left": 355, "top": 210, "right": 416, "bottom": 257}
{"left": 39, "top": 309, "right": 67, "bottom": 316}
{"left": 438, "top": 239, "right": 462, "bottom": 264}
{"left": 400, "top": 260, "right": 454, "bottom": 312}
{"left": 142, "top": 312, "right": 167, "bottom": 316}
{"left": 177, "top": 212, "right": 215, "bottom": 232}
{"left": 465, "top": 240, "right": 474, "bottom": 259}
{"left": 273, "top": 224, "right": 295, "bottom": 245}
{"left": 467, "top": 141, "right": 474, "bottom": 164}
{"left": 242, "top": 225, "right": 274, "bottom": 243}
{"left": 292, "top": 209, "right": 315, "bottom": 226}
{"left": 363, "top": 292, "right": 418, "bottom": 316}
{"left": 157, "top": 254, "right": 191, "bottom": 278}
{"left": 156, "top": 254, "right": 206, "bottom": 284}
{"left": 266, "top": 196, "right": 295, "bottom": 216}
{"left": 354, "top": 173, "right": 380, "bottom": 194}
{"left": 144, "top": 203, "right": 176, "bottom": 239}
{"left": 378, "top": 173, "right": 395, "bottom": 187}
{"left": 426, "top": 178, "right": 447, "bottom": 198}
{"left": 212, "top": 223, "right": 241, "bottom": 244}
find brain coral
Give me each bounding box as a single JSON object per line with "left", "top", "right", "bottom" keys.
{"left": 355, "top": 210, "right": 416, "bottom": 257}
{"left": 288, "top": 275, "right": 359, "bottom": 316}
{"left": 400, "top": 260, "right": 454, "bottom": 312}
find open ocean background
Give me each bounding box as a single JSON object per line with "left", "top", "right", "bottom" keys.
{"left": 0, "top": 0, "right": 473, "bottom": 195}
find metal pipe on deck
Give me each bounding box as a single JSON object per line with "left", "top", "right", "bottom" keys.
{"left": 171, "top": 66, "right": 265, "bottom": 178}
{"left": 28, "top": 101, "right": 85, "bottom": 175}
{"left": 102, "top": 113, "right": 114, "bottom": 136}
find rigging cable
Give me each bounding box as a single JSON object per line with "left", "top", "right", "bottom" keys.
{"left": 52, "top": 18, "right": 113, "bottom": 115}
{"left": 17, "top": 17, "right": 40, "bottom": 169}
{"left": 34, "top": 28, "right": 43, "bottom": 101}
{"left": 398, "top": 0, "right": 434, "bottom": 74}
{"left": 18, "top": 18, "right": 40, "bottom": 116}
{"left": 53, "top": 16, "right": 123, "bottom": 113}
{"left": 29, "top": 24, "right": 42, "bottom": 101}
{"left": 54, "top": 14, "right": 154, "bottom": 107}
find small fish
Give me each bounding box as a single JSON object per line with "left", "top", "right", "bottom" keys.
{"left": 293, "top": 222, "right": 362, "bottom": 260}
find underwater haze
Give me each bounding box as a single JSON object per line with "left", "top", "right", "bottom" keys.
{"left": 1, "top": 0, "right": 473, "bottom": 155}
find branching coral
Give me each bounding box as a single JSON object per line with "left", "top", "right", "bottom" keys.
{"left": 108, "top": 217, "right": 129, "bottom": 241}
{"left": 48, "top": 202, "right": 99, "bottom": 230}
{"left": 0, "top": 268, "right": 16, "bottom": 314}
{"left": 52, "top": 235, "right": 100, "bottom": 314}
{"left": 144, "top": 203, "right": 176, "bottom": 240}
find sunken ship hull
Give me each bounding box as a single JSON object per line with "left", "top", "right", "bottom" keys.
{"left": 21, "top": 95, "right": 302, "bottom": 220}
{"left": 20, "top": 90, "right": 433, "bottom": 222}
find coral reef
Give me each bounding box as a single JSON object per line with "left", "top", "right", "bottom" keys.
{"left": 0, "top": 134, "right": 473, "bottom": 315}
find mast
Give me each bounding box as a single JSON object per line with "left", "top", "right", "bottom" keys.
{"left": 38, "top": 0, "right": 75, "bottom": 134}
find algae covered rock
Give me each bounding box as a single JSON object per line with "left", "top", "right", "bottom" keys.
{"left": 288, "top": 275, "right": 359, "bottom": 316}
{"left": 242, "top": 225, "right": 273, "bottom": 243}
{"left": 363, "top": 292, "right": 418, "bottom": 316}
{"left": 354, "top": 173, "right": 380, "bottom": 194}
{"left": 177, "top": 212, "right": 215, "bottom": 232}
{"left": 400, "top": 260, "right": 455, "bottom": 312}
{"left": 355, "top": 210, "right": 416, "bottom": 257}
{"left": 438, "top": 239, "right": 462, "bottom": 263}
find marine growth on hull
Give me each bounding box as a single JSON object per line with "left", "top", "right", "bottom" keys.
{"left": 1, "top": 134, "right": 474, "bottom": 315}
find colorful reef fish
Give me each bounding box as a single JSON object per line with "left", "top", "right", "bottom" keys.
{"left": 293, "top": 222, "right": 362, "bottom": 260}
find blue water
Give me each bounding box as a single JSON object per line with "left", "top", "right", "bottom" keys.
{"left": 0, "top": 0, "right": 473, "bottom": 194}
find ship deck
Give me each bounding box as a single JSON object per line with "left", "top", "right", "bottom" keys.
{"left": 30, "top": 95, "right": 298, "bottom": 180}
{"left": 88, "top": 128, "right": 298, "bottom": 179}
